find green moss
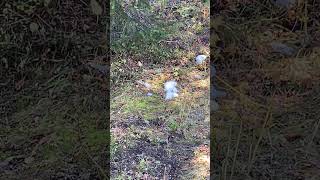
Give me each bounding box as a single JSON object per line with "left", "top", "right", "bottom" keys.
{"left": 41, "top": 144, "right": 59, "bottom": 162}
{"left": 110, "top": 135, "right": 119, "bottom": 158}
{"left": 55, "top": 128, "right": 77, "bottom": 153}
{"left": 84, "top": 129, "right": 109, "bottom": 152}
{"left": 124, "top": 95, "right": 166, "bottom": 120}
{"left": 0, "top": 151, "right": 8, "bottom": 161}
{"left": 168, "top": 118, "right": 178, "bottom": 132}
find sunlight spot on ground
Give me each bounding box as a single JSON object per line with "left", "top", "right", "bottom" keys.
{"left": 191, "top": 78, "right": 209, "bottom": 89}
{"left": 191, "top": 145, "right": 210, "bottom": 179}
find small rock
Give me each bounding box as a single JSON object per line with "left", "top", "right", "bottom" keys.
{"left": 24, "top": 157, "right": 34, "bottom": 164}
{"left": 137, "top": 80, "right": 152, "bottom": 89}
{"left": 87, "top": 62, "right": 109, "bottom": 75}
{"left": 143, "top": 82, "right": 152, "bottom": 89}
{"left": 211, "top": 88, "right": 226, "bottom": 99}
{"left": 195, "top": 55, "right": 208, "bottom": 65}
{"left": 194, "top": 74, "right": 203, "bottom": 79}
{"left": 270, "top": 42, "right": 296, "bottom": 56}
{"left": 146, "top": 92, "right": 153, "bottom": 96}
{"left": 274, "top": 0, "right": 296, "bottom": 8}
{"left": 211, "top": 101, "right": 220, "bottom": 111}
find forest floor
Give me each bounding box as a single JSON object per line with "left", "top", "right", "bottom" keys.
{"left": 110, "top": 1, "right": 211, "bottom": 179}
{"left": 1, "top": 1, "right": 108, "bottom": 179}
{"left": 212, "top": 1, "right": 320, "bottom": 179}
{"left": 2, "top": 0, "right": 320, "bottom": 180}
{"left": 111, "top": 0, "right": 320, "bottom": 179}
{"left": 110, "top": 65, "right": 210, "bottom": 179}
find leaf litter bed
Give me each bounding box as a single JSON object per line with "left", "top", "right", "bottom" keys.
{"left": 211, "top": 1, "right": 320, "bottom": 179}
{"left": 110, "top": 1, "right": 211, "bottom": 179}
{"left": 1, "top": 0, "right": 108, "bottom": 179}
{"left": 110, "top": 52, "right": 211, "bottom": 179}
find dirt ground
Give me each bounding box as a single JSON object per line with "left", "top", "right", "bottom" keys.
{"left": 110, "top": 47, "right": 211, "bottom": 179}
